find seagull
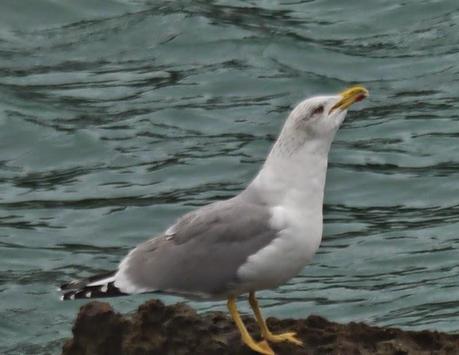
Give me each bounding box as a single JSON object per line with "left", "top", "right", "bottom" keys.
{"left": 60, "top": 86, "right": 369, "bottom": 355}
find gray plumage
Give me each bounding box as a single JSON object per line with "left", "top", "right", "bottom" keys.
{"left": 60, "top": 87, "right": 369, "bottom": 303}
{"left": 118, "top": 194, "right": 277, "bottom": 298}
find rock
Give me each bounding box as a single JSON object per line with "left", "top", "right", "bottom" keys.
{"left": 62, "top": 299, "right": 459, "bottom": 355}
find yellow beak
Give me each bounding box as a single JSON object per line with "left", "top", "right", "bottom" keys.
{"left": 331, "top": 85, "right": 369, "bottom": 113}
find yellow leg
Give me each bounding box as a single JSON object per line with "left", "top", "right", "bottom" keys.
{"left": 249, "top": 292, "right": 303, "bottom": 346}
{"left": 227, "top": 295, "right": 275, "bottom": 355}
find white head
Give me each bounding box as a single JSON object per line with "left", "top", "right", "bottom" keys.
{"left": 271, "top": 86, "right": 369, "bottom": 158}
{"left": 249, "top": 86, "right": 368, "bottom": 207}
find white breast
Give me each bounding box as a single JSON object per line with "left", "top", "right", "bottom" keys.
{"left": 236, "top": 164, "right": 325, "bottom": 291}
{"left": 236, "top": 203, "right": 323, "bottom": 292}
{"left": 235, "top": 128, "right": 331, "bottom": 293}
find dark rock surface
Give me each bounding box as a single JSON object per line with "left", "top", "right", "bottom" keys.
{"left": 62, "top": 299, "right": 459, "bottom": 355}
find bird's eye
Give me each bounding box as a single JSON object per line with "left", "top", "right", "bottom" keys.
{"left": 312, "top": 106, "right": 324, "bottom": 115}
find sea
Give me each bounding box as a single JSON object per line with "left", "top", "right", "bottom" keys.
{"left": 1, "top": 0, "right": 459, "bottom": 353}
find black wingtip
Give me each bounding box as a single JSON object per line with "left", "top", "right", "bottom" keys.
{"left": 60, "top": 270, "right": 126, "bottom": 300}
{"left": 61, "top": 281, "right": 127, "bottom": 301}
{"left": 60, "top": 270, "right": 116, "bottom": 292}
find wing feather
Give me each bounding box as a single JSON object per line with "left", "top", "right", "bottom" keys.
{"left": 114, "top": 196, "right": 278, "bottom": 297}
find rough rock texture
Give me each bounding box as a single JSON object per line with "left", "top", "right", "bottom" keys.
{"left": 62, "top": 300, "right": 459, "bottom": 355}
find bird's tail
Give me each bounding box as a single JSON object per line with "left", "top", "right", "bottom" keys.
{"left": 60, "top": 270, "right": 127, "bottom": 300}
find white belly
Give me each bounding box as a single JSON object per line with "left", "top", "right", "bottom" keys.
{"left": 236, "top": 206, "right": 322, "bottom": 293}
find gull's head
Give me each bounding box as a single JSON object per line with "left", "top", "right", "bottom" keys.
{"left": 285, "top": 85, "right": 369, "bottom": 139}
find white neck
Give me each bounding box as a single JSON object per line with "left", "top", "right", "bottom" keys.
{"left": 248, "top": 132, "right": 334, "bottom": 214}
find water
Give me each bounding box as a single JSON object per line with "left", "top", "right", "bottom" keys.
{"left": 1, "top": 0, "right": 459, "bottom": 353}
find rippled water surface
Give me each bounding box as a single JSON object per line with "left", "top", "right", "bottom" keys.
{"left": 2, "top": 0, "right": 459, "bottom": 353}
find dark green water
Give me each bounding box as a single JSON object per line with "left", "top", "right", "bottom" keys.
{"left": 1, "top": 0, "right": 459, "bottom": 353}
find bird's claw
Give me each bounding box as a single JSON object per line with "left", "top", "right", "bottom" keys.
{"left": 250, "top": 339, "right": 275, "bottom": 355}
{"left": 265, "top": 331, "right": 303, "bottom": 346}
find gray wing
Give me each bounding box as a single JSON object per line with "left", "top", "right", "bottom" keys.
{"left": 115, "top": 195, "right": 277, "bottom": 297}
